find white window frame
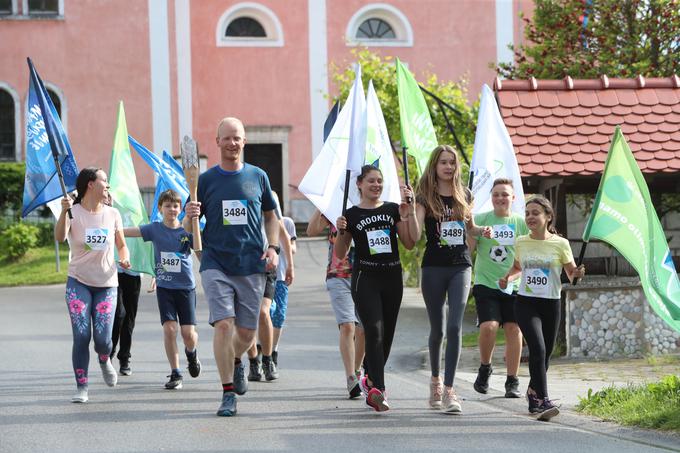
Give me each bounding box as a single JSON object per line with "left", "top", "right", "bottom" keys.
{"left": 346, "top": 3, "right": 413, "bottom": 47}
{"left": 0, "top": 82, "right": 21, "bottom": 161}
{"left": 216, "top": 2, "right": 284, "bottom": 47}
{"left": 22, "top": 0, "right": 63, "bottom": 16}
{"left": 0, "top": 0, "right": 19, "bottom": 16}
{"left": 43, "top": 82, "right": 67, "bottom": 133}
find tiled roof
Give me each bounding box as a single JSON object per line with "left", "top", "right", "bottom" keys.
{"left": 495, "top": 75, "right": 680, "bottom": 177}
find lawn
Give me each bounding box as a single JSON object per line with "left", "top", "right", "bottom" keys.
{"left": 462, "top": 329, "right": 506, "bottom": 348}
{"left": 576, "top": 375, "right": 680, "bottom": 432}
{"left": 0, "top": 244, "right": 70, "bottom": 286}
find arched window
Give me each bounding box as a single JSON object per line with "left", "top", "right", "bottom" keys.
{"left": 226, "top": 17, "right": 266, "bottom": 37}
{"left": 46, "top": 88, "right": 61, "bottom": 118}
{"left": 0, "top": 88, "right": 15, "bottom": 160}
{"left": 346, "top": 4, "right": 413, "bottom": 47}
{"left": 216, "top": 2, "right": 283, "bottom": 47}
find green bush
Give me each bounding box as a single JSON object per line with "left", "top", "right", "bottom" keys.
{"left": 32, "top": 222, "right": 56, "bottom": 247}
{"left": 0, "top": 162, "right": 25, "bottom": 218}
{"left": 0, "top": 223, "right": 39, "bottom": 260}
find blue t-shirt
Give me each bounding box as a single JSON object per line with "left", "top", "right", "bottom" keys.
{"left": 197, "top": 164, "right": 276, "bottom": 276}
{"left": 140, "top": 222, "right": 195, "bottom": 290}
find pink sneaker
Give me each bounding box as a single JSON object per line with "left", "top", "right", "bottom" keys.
{"left": 359, "top": 375, "right": 372, "bottom": 396}
{"left": 366, "top": 387, "right": 390, "bottom": 412}
{"left": 429, "top": 381, "right": 443, "bottom": 409}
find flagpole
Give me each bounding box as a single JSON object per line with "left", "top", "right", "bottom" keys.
{"left": 573, "top": 241, "right": 588, "bottom": 286}
{"left": 401, "top": 146, "right": 412, "bottom": 203}
{"left": 418, "top": 85, "right": 469, "bottom": 166}
{"left": 340, "top": 170, "right": 351, "bottom": 235}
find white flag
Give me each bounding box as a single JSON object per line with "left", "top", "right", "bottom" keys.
{"left": 471, "top": 84, "right": 525, "bottom": 216}
{"left": 365, "top": 80, "right": 400, "bottom": 204}
{"left": 299, "top": 75, "right": 361, "bottom": 227}
{"left": 346, "top": 64, "right": 366, "bottom": 174}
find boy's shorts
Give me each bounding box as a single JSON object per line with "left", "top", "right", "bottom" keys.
{"left": 472, "top": 284, "right": 517, "bottom": 326}
{"left": 156, "top": 287, "right": 197, "bottom": 325}
{"left": 201, "top": 269, "right": 265, "bottom": 330}
{"left": 326, "top": 277, "right": 361, "bottom": 326}
{"left": 270, "top": 280, "right": 288, "bottom": 329}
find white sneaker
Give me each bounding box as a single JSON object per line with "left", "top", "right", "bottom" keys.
{"left": 429, "top": 380, "right": 443, "bottom": 409}
{"left": 442, "top": 387, "right": 462, "bottom": 414}
{"left": 71, "top": 388, "right": 88, "bottom": 403}
{"left": 100, "top": 358, "right": 118, "bottom": 387}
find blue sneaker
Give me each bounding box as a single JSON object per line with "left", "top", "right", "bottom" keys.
{"left": 233, "top": 361, "right": 248, "bottom": 395}
{"left": 536, "top": 398, "right": 560, "bottom": 421}
{"left": 216, "top": 392, "right": 237, "bottom": 416}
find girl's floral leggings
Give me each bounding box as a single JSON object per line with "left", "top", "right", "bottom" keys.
{"left": 65, "top": 277, "right": 117, "bottom": 389}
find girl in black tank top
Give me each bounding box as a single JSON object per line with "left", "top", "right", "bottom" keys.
{"left": 414, "top": 145, "right": 491, "bottom": 414}
{"left": 335, "top": 165, "right": 419, "bottom": 412}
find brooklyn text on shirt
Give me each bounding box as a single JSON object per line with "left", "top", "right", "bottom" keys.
{"left": 354, "top": 214, "right": 394, "bottom": 231}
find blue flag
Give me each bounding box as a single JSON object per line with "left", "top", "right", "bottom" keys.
{"left": 22, "top": 58, "right": 78, "bottom": 217}
{"left": 128, "top": 136, "right": 202, "bottom": 227}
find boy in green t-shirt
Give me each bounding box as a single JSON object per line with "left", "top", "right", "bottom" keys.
{"left": 468, "top": 178, "right": 528, "bottom": 398}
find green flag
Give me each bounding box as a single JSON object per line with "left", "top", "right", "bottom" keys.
{"left": 582, "top": 126, "right": 680, "bottom": 332}
{"left": 396, "top": 58, "right": 437, "bottom": 175}
{"left": 108, "top": 101, "right": 155, "bottom": 275}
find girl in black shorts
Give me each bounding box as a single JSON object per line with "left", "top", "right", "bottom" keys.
{"left": 335, "top": 165, "right": 419, "bottom": 412}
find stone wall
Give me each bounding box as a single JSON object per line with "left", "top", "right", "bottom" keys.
{"left": 565, "top": 276, "right": 680, "bottom": 358}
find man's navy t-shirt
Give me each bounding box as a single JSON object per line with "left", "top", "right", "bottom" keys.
{"left": 197, "top": 163, "right": 276, "bottom": 276}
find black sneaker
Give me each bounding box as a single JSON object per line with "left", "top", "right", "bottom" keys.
{"left": 271, "top": 350, "right": 278, "bottom": 367}
{"left": 535, "top": 398, "right": 560, "bottom": 421}
{"left": 527, "top": 389, "right": 541, "bottom": 413}
{"left": 186, "top": 350, "right": 201, "bottom": 378}
{"left": 263, "top": 356, "right": 279, "bottom": 381}
{"left": 165, "top": 371, "right": 183, "bottom": 390}
{"left": 119, "top": 360, "right": 132, "bottom": 376}
{"left": 233, "top": 361, "right": 248, "bottom": 395}
{"left": 216, "top": 392, "right": 237, "bottom": 417}
{"left": 473, "top": 364, "right": 492, "bottom": 394}
{"left": 248, "top": 358, "right": 263, "bottom": 382}
{"left": 505, "top": 375, "right": 521, "bottom": 398}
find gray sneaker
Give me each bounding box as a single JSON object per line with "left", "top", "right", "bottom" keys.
{"left": 263, "top": 356, "right": 279, "bottom": 381}
{"left": 165, "top": 371, "right": 183, "bottom": 390}
{"left": 233, "top": 361, "right": 248, "bottom": 395}
{"left": 216, "top": 392, "right": 237, "bottom": 416}
{"left": 100, "top": 358, "right": 118, "bottom": 387}
{"left": 505, "top": 375, "right": 521, "bottom": 398}
{"left": 248, "top": 359, "right": 263, "bottom": 382}
{"left": 71, "top": 388, "right": 88, "bottom": 403}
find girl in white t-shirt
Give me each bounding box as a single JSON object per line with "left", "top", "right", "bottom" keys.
{"left": 55, "top": 167, "right": 130, "bottom": 403}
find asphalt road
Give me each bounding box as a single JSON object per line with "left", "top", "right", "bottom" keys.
{"left": 0, "top": 239, "right": 677, "bottom": 452}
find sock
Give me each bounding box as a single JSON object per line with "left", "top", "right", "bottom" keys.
{"left": 262, "top": 355, "right": 271, "bottom": 363}
{"left": 185, "top": 348, "right": 196, "bottom": 358}
{"left": 234, "top": 358, "right": 241, "bottom": 366}
{"left": 222, "top": 383, "right": 234, "bottom": 394}
{"left": 249, "top": 357, "right": 260, "bottom": 364}
{"left": 481, "top": 363, "right": 492, "bottom": 369}
{"left": 172, "top": 368, "right": 182, "bottom": 376}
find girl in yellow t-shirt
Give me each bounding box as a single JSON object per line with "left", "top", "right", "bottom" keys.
{"left": 499, "top": 195, "right": 584, "bottom": 421}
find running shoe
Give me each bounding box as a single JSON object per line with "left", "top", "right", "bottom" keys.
{"left": 119, "top": 360, "right": 132, "bottom": 376}
{"left": 186, "top": 350, "right": 201, "bottom": 378}
{"left": 100, "top": 358, "right": 118, "bottom": 387}
{"left": 248, "top": 358, "right": 263, "bottom": 381}
{"left": 263, "top": 356, "right": 279, "bottom": 381}
{"left": 366, "top": 387, "right": 389, "bottom": 412}
{"left": 527, "top": 388, "right": 541, "bottom": 413}
{"left": 505, "top": 375, "right": 521, "bottom": 398}
{"left": 442, "top": 387, "right": 462, "bottom": 414}
{"left": 347, "top": 374, "right": 361, "bottom": 399}
{"left": 359, "top": 375, "right": 372, "bottom": 396}
{"left": 216, "top": 392, "right": 237, "bottom": 417}
{"left": 165, "top": 371, "right": 183, "bottom": 390}
{"left": 473, "top": 364, "right": 492, "bottom": 394}
{"left": 535, "top": 398, "right": 560, "bottom": 421}
{"left": 233, "top": 361, "right": 248, "bottom": 395}
{"left": 71, "top": 388, "right": 88, "bottom": 403}
{"left": 429, "top": 380, "right": 443, "bottom": 409}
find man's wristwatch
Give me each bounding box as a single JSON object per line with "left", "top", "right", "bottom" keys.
{"left": 268, "top": 245, "right": 281, "bottom": 255}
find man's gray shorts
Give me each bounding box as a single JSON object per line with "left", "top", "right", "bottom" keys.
{"left": 201, "top": 269, "right": 265, "bottom": 330}
{"left": 326, "top": 277, "right": 361, "bottom": 326}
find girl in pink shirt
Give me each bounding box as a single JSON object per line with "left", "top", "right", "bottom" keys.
{"left": 55, "top": 167, "right": 130, "bottom": 403}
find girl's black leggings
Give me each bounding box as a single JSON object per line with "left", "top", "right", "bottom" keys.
{"left": 351, "top": 268, "right": 403, "bottom": 391}
{"left": 514, "top": 295, "right": 560, "bottom": 400}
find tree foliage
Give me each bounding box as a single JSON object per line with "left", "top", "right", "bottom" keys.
{"left": 497, "top": 0, "right": 680, "bottom": 79}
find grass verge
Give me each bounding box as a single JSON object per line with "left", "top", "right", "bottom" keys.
{"left": 0, "top": 244, "right": 70, "bottom": 286}
{"left": 462, "top": 329, "right": 506, "bottom": 348}
{"left": 576, "top": 375, "right": 680, "bottom": 432}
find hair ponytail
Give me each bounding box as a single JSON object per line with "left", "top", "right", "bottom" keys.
{"left": 73, "top": 167, "right": 101, "bottom": 204}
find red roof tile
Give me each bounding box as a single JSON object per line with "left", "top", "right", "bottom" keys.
{"left": 496, "top": 76, "right": 680, "bottom": 176}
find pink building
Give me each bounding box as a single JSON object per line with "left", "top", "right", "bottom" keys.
{"left": 0, "top": 0, "right": 532, "bottom": 219}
